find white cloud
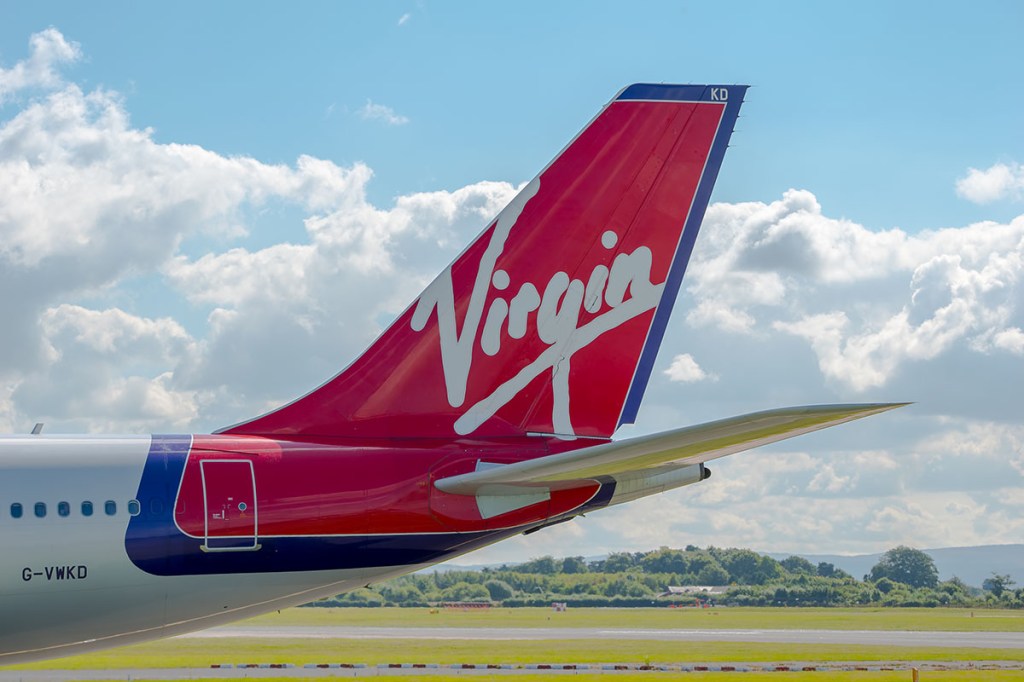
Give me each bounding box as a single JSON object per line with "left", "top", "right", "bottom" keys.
{"left": 3, "top": 28, "right": 1024, "bottom": 560}
{"left": 166, "top": 244, "right": 316, "bottom": 307}
{"left": 957, "top": 162, "right": 1024, "bottom": 204}
{"left": 0, "top": 383, "right": 19, "bottom": 433}
{"left": 808, "top": 463, "right": 852, "bottom": 494}
{"left": 689, "top": 191, "right": 1024, "bottom": 391}
{"left": 0, "top": 28, "right": 521, "bottom": 430}
{"left": 14, "top": 304, "right": 200, "bottom": 432}
{"left": 0, "top": 30, "right": 423, "bottom": 387}
{"left": 164, "top": 179, "right": 518, "bottom": 418}
{"left": 778, "top": 245, "right": 1022, "bottom": 390}
{"left": 0, "top": 85, "right": 367, "bottom": 269}
{"left": 462, "top": 422, "right": 1024, "bottom": 564}
{"left": 915, "top": 420, "right": 1023, "bottom": 463}
{"left": 398, "top": 13, "right": 412, "bottom": 26}
{"left": 663, "top": 353, "right": 714, "bottom": 383}
{"left": 0, "top": 28, "right": 80, "bottom": 102}
{"left": 359, "top": 99, "right": 410, "bottom": 126}
{"left": 991, "top": 327, "right": 1024, "bottom": 354}
{"left": 41, "top": 304, "right": 193, "bottom": 360}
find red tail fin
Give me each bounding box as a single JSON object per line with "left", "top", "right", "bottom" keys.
{"left": 221, "top": 84, "right": 747, "bottom": 440}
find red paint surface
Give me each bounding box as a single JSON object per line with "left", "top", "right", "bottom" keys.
{"left": 173, "top": 435, "right": 600, "bottom": 537}
{"left": 200, "top": 460, "right": 256, "bottom": 539}
{"left": 225, "top": 99, "right": 725, "bottom": 440}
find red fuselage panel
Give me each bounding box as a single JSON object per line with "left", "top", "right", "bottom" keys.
{"left": 173, "top": 435, "right": 598, "bottom": 537}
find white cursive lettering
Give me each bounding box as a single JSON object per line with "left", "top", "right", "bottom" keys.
{"left": 411, "top": 179, "right": 665, "bottom": 436}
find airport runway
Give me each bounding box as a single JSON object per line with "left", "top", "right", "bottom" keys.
{"left": 4, "top": 626, "right": 1021, "bottom": 680}
{"left": 4, "top": 661, "right": 1024, "bottom": 680}
{"left": 183, "top": 624, "right": 1024, "bottom": 649}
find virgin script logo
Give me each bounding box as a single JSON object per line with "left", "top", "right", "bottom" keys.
{"left": 411, "top": 178, "right": 666, "bottom": 437}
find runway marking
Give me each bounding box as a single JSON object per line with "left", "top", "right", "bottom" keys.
{"left": 3, "top": 661, "right": 1024, "bottom": 679}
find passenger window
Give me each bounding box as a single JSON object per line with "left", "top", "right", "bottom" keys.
{"left": 104, "top": 500, "right": 117, "bottom": 516}
{"left": 128, "top": 499, "right": 141, "bottom": 516}
{"left": 35, "top": 502, "right": 47, "bottom": 518}
{"left": 58, "top": 501, "right": 70, "bottom": 517}
{"left": 10, "top": 503, "right": 23, "bottom": 519}
{"left": 81, "top": 501, "right": 93, "bottom": 516}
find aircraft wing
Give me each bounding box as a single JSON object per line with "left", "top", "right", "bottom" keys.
{"left": 435, "top": 404, "right": 906, "bottom": 503}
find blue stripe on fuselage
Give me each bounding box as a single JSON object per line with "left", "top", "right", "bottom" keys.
{"left": 125, "top": 436, "right": 617, "bottom": 576}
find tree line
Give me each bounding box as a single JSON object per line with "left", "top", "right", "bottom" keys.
{"left": 313, "top": 545, "right": 1021, "bottom": 609}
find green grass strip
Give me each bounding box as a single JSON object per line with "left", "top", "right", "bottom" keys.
{"left": 250, "top": 606, "right": 1024, "bottom": 632}
{"left": 59, "top": 674, "right": 1024, "bottom": 682}
{"left": 8, "top": 637, "right": 1024, "bottom": 670}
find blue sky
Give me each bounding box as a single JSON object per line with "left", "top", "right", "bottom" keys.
{"left": 4, "top": 1, "right": 1022, "bottom": 228}
{"left": 1, "top": 2, "right": 1023, "bottom": 564}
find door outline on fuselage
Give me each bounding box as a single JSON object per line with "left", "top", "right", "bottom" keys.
{"left": 199, "top": 459, "right": 261, "bottom": 552}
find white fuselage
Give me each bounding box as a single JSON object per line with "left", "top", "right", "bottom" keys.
{"left": 0, "top": 436, "right": 404, "bottom": 665}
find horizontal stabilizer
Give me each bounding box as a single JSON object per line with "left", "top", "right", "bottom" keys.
{"left": 435, "top": 403, "right": 907, "bottom": 495}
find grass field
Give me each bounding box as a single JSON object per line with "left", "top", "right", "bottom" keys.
{"left": 5, "top": 607, "right": 1024, "bottom": 680}
{"left": 79, "top": 671, "right": 1024, "bottom": 675}
{"left": 7, "top": 636, "right": 1024, "bottom": 670}
{"left": 249, "top": 605, "right": 1024, "bottom": 632}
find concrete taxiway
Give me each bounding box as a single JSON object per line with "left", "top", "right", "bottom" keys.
{"left": 4, "top": 625, "right": 1021, "bottom": 680}
{"left": 181, "top": 624, "right": 1024, "bottom": 649}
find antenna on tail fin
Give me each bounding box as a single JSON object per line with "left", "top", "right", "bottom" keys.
{"left": 220, "top": 84, "right": 748, "bottom": 440}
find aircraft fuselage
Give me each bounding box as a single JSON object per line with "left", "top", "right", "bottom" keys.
{"left": 0, "top": 434, "right": 604, "bottom": 663}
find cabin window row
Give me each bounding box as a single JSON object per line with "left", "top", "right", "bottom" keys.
{"left": 7, "top": 499, "right": 142, "bottom": 519}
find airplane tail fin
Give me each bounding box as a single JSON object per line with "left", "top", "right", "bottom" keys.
{"left": 220, "top": 84, "right": 747, "bottom": 440}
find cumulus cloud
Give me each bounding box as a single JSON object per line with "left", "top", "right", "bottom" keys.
{"left": 167, "top": 244, "right": 317, "bottom": 307}
{"left": 3, "top": 28, "right": 1024, "bottom": 559}
{"left": 990, "top": 327, "right": 1024, "bottom": 354}
{"left": 0, "top": 86, "right": 370, "bottom": 271}
{"left": 957, "top": 162, "right": 1024, "bottom": 204}
{"left": 13, "top": 304, "right": 200, "bottom": 432}
{"left": 161, "top": 178, "right": 517, "bottom": 418}
{"left": 0, "top": 28, "right": 80, "bottom": 102}
{"left": 359, "top": 99, "right": 409, "bottom": 126}
{"left": 464, "top": 423, "right": 1024, "bottom": 563}
{"left": 0, "top": 74, "right": 393, "bottom": 383}
{"left": 687, "top": 191, "right": 1024, "bottom": 391}
{"left": 0, "top": 28, "right": 516, "bottom": 430}
{"left": 663, "top": 353, "right": 714, "bottom": 383}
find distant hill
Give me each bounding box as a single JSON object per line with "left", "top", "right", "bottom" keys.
{"left": 767, "top": 545, "right": 1024, "bottom": 588}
